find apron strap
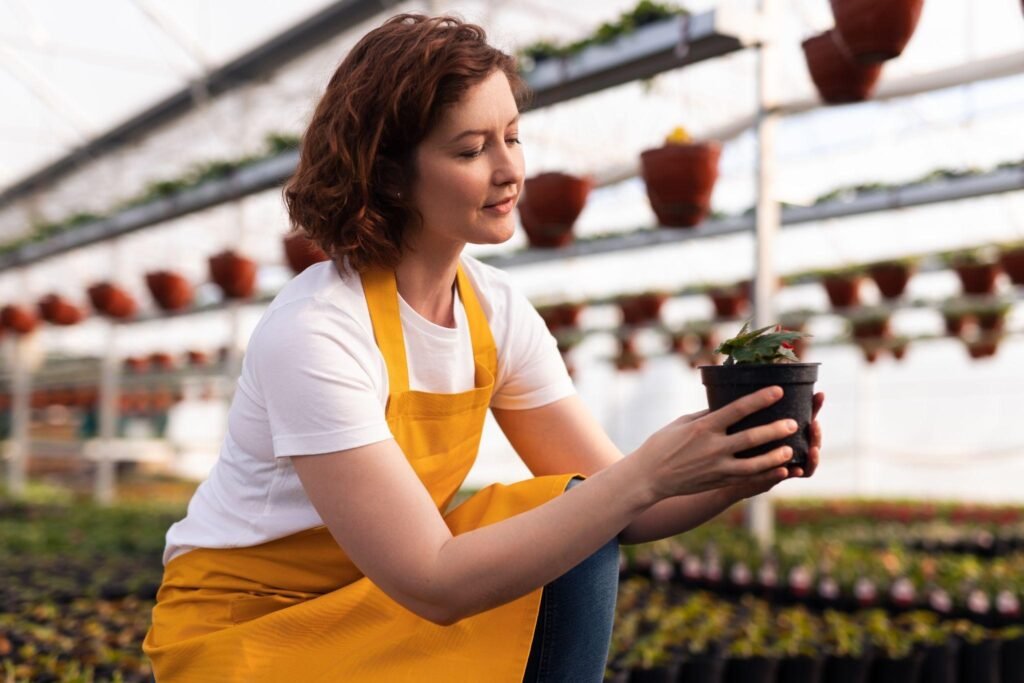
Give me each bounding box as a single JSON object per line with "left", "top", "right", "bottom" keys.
{"left": 361, "top": 267, "right": 411, "bottom": 395}
{"left": 362, "top": 262, "right": 498, "bottom": 397}
{"left": 455, "top": 264, "right": 498, "bottom": 377}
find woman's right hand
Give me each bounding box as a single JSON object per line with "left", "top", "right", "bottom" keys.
{"left": 633, "top": 386, "right": 796, "bottom": 501}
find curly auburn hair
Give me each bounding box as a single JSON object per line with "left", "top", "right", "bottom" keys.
{"left": 283, "top": 13, "right": 530, "bottom": 274}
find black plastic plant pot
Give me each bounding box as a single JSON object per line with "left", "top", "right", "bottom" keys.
{"left": 777, "top": 655, "right": 824, "bottom": 683}
{"left": 1001, "top": 635, "right": 1024, "bottom": 683}
{"left": 629, "top": 661, "right": 681, "bottom": 683}
{"left": 700, "top": 363, "right": 820, "bottom": 467}
{"left": 958, "top": 638, "right": 1000, "bottom": 683}
{"left": 919, "top": 642, "right": 958, "bottom": 683}
{"left": 678, "top": 652, "right": 726, "bottom": 683}
{"left": 822, "top": 655, "right": 872, "bottom": 683}
{"left": 868, "top": 654, "right": 922, "bottom": 683}
{"left": 723, "top": 656, "right": 779, "bottom": 683}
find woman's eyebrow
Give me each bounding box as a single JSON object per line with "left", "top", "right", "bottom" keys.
{"left": 447, "top": 115, "right": 520, "bottom": 144}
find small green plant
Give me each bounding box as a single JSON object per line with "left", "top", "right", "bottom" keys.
{"left": 714, "top": 322, "right": 810, "bottom": 365}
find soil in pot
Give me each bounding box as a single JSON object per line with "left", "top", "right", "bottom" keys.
{"left": 700, "top": 362, "right": 819, "bottom": 467}
{"left": 829, "top": 0, "right": 924, "bottom": 63}
{"left": 517, "top": 172, "right": 591, "bottom": 248}
{"left": 802, "top": 30, "right": 882, "bottom": 104}
{"left": 640, "top": 142, "right": 721, "bottom": 228}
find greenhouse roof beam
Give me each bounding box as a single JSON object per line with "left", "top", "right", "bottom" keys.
{"left": 0, "top": 0, "right": 389, "bottom": 209}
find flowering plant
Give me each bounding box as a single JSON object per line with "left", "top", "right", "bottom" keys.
{"left": 714, "top": 322, "right": 810, "bottom": 365}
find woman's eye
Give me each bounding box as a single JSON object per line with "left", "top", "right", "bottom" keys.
{"left": 460, "top": 138, "right": 522, "bottom": 159}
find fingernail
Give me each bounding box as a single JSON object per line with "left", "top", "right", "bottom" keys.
{"left": 772, "top": 387, "right": 784, "bottom": 398}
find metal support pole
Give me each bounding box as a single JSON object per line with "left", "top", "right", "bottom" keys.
{"left": 6, "top": 336, "right": 31, "bottom": 496}
{"left": 95, "top": 324, "right": 120, "bottom": 504}
{"left": 746, "top": 0, "right": 781, "bottom": 550}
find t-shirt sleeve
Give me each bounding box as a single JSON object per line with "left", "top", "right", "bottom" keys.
{"left": 251, "top": 298, "right": 392, "bottom": 457}
{"left": 490, "top": 286, "right": 576, "bottom": 411}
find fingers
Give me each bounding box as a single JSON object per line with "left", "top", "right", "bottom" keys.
{"left": 723, "top": 418, "right": 798, "bottom": 454}
{"left": 704, "top": 386, "right": 783, "bottom": 431}
{"left": 724, "top": 444, "right": 793, "bottom": 477}
{"left": 812, "top": 392, "right": 825, "bottom": 420}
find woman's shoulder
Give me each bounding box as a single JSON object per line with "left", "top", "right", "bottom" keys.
{"left": 459, "top": 254, "right": 520, "bottom": 312}
{"left": 255, "top": 261, "right": 374, "bottom": 342}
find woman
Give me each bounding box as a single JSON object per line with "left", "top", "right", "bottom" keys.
{"left": 144, "top": 13, "right": 823, "bottom": 682}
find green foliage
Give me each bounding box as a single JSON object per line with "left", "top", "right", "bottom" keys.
{"left": 714, "top": 321, "right": 809, "bottom": 365}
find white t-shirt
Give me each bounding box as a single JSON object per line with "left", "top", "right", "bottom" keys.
{"left": 163, "top": 256, "right": 574, "bottom": 565}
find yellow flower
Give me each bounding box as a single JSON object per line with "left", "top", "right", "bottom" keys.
{"left": 665, "top": 126, "right": 692, "bottom": 145}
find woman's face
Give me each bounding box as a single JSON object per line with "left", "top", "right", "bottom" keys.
{"left": 407, "top": 70, "right": 524, "bottom": 252}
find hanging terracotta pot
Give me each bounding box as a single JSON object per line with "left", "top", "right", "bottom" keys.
{"left": 537, "top": 303, "right": 584, "bottom": 333}
{"left": 830, "top": 0, "right": 925, "bottom": 63}
{"left": 850, "top": 312, "right": 891, "bottom": 340}
{"left": 145, "top": 271, "right": 194, "bottom": 311}
{"left": 708, "top": 285, "right": 749, "bottom": 319}
{"left": 37, "top": 294, "right": 86, "bottom": 326}
{"left": 802, "top": 30, "right": 883, "bottom": 104}
{"left": 941, "top": 308, "right": 969, "bottom": 336}
{"left": 868, "top": 261, "right": 917, "bottom": 299}
{"left": 87, "top": 282, "right": 138, "bottom": 320}
{"left": 640, "top": 141, "right": 721, "bottom": 227}
{"left": 822, "top": 273, "right": 864, "bottom": 309}
{"left": 186, "top": 349, "right": 210, "bottom": 366}
{"left": 124, "top": 356, "right": 150, "bottom": 374}
{"left": 614, "top": 334, "right": 645, "bottom": 371}
{"left": 0, "top": 305, "right": 39, "bottom": 334}
{"left": 856, "top": 339, "right": 882, "bottom": 364}
{"left": 889, "top": 338, "right": 909, "bottom": 361}
{"left": 617, "top": 292, "right": 668, "bottom": 326}
{"left": 953, "top": 262, "right": 1001, "bottom": 296}
{"left": 999, "top": 246, "right": 1024, "bottom": 285}
{"left": 149, "top": 352, "right": 176, "bottom": 372}
{"left": 209, "top": 250, "right": 257, "bottom": 299}
{"left": 966, "top": 338, "right": 1000, "bottom": 360}
{"left": 283, "top": 231, "right": 329, "bottom": 274}
{"left": 516, "top": 172, "right": 592, "bottom": 248}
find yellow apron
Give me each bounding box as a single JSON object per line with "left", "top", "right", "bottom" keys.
{"left": 144, "top": 265, "right": 580, "bottom": 682}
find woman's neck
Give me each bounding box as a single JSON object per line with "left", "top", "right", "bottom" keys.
{"left": 394, "top": 248, "right": 461, "bottom": 328}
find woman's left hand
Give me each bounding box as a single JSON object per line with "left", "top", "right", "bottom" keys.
{"left": 726, "top": 391, "right": 824, "bottom": 501}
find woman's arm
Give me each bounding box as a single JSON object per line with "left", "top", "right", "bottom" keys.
{"left": 492, "top": 392, "right": 823, "bottom": 545}
{"left": 292, "top": 388, "right": 794, "bottom": 625}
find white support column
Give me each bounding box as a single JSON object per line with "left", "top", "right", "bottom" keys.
{"left": 6, "top": 335, "right": 31, "bottom": 496}
{"left": 746, "top": 0, "right": 781, "bottom": 550}
{"left": 95, "top": 323, "right": 120, "bottom": 505}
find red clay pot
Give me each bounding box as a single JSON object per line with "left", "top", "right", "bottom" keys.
{"left": 283, "top": 231, "right": 329, "bottom": 274}
{"left": 618, "top": 293, "right": 668, "bottom": 326}
{"left": 976, "top": 311, "right": 1008, "bottom": 333}
{"left": 954, "top": 263, "right": 1001, "bottom": 295}
{"left": 822, "top": 274, "right": 863, "bottom": 309}
{"left": 0, "top": 305, "right": 39, "bottom": 334}
{"left": 999, "top": 247, "right": 1024, "bottom": 285}
{"left": 851, "top": 316, "right": 890, "bottom": 340}
{"left": 830, "top": 0, "right": 925, "bottom": 63}
{"left": 537, "top": 303, "right": 584, "bottom": 333}
{"left": 124, "top": 356, "right": 150, "bottom": 374}
{"left": 942, "top": 311, "right": 969, "bottom": 336}
{"left": 187, "top": 350, "right": 210, "bottom": 366}
{"left": 869, "top": 262, "right": 916, "bottom": 299}
{"left": 966, "top": 339, "right": 1000, "bottom": 359}
{"left": 149, "top": 352, "right": 176, "bottom": 372}
{"left": 640, "top": 141, "right": 721, "bottom": 227}
{"left": 802, "top": 30, "right": 883, "bottom": 104}
{"left": 708, "top": 287, "right": 749, "bottom": 319}
{"left": 87, "top": 282, "right": 138, "bottom": 320}
{"left": 517, "top": 172, "right": 592, "bottom": 248}
{"left": 37, "top": 294, "right": 86, "bottom": 326}
{"left": 614, "top": 335, "right": 645, "bottom": 371}
{"left": 145, "top": 271, "right": 194, "bottom": 311}
{"left": 209, "top": 250, "right": 257, "bottom": 299}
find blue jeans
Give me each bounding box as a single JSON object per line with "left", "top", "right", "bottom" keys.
{"left": 522, "top": 477, "right": 620, "bottom": 683}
